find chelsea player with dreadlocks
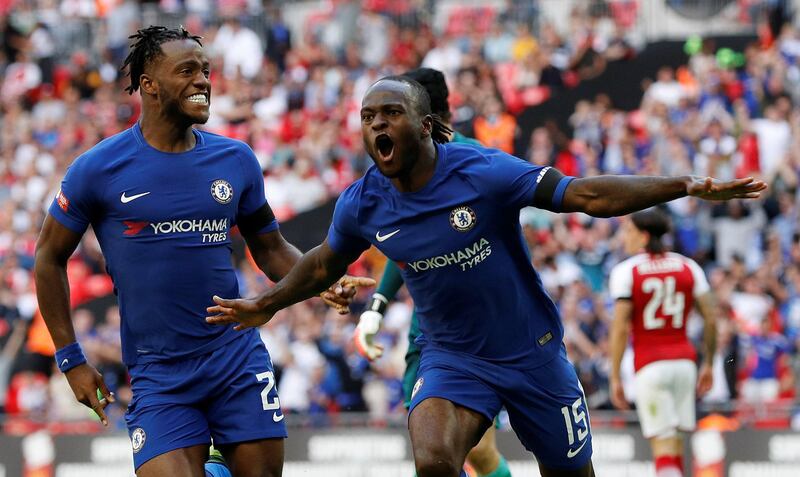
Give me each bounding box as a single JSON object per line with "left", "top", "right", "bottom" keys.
{"left": 34, "top": 26, "right": 371, "bottom": 477}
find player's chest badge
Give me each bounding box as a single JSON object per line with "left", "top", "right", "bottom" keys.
{"left": 211, "top": 179, "right": 233, "bottom": 204}
{"left": 449, "top": 205, "right": 476, "bottom": 232}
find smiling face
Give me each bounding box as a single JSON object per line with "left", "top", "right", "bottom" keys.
{"left": 360, "top": 79, "right": 432, "bottom": 179}
{"left": 143, "top": 39, "right": 211, "bottom": 125}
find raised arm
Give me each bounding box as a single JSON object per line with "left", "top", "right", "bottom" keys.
{"left": 34, "top": 215, "right": 114, "bottom": 424}
{"left": 206, "top": 239, "right": 370, "bottom": 330}
{"left": 561, "top": 175, "right": 766, "bottom": 218}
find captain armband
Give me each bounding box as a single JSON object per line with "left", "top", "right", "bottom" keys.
{"left": 238, "top": 202, "right": 277, "bottom": 235}
{"left": 532, "top": 167, "right": 569, "bottom": 212}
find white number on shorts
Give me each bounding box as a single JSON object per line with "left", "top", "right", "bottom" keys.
{"left": 256, "top": 371, "right": 280, "bottom": 411}
{"left": 560, "top": 397, "right": 589, "bottom": 446}
{"left": 642, "top": 276, "right": 685, "bottom": 330}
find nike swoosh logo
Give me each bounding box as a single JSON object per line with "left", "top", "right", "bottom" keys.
{"left": 273, "top": 412, "right": 285, "bottom": 423}
{"left": 60, "top": 359, "right": 69, "bottom": 367}
{"left": 120, "top": 191, "right": 151, "bottom": 203}
{"left": 375, "top": 229, "right": 400, "bottom": 242}
{"left": 566, "top": 439, "right": 588, "bottom": 458}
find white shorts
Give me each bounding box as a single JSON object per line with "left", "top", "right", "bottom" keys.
{"left": 634, "top": 359, "right": 697, "bottom": 439}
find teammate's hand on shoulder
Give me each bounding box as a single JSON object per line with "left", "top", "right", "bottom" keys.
{"left": 609, "top": 377, "right": 629, "bottom": 410}
{"left": 64, "top": 363, "right": 115, "bottom": 426}
{"left": 687, "top": 176, "right": 766, "bottom": 201}
{"left": 320, "top": 275, "right": 377, "bottom": 314}
{"left": 206, "top": 295, "right": 274, "bottom": 331}
{"left": 354, "top": 309, "right": 384, "bottom": 361}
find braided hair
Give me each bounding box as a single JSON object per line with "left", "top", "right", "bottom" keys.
{"left": 376, "top": 76, "right": 453, "bottom": 144}
{"left": 121, "top": 26, "right": 203, "bottom": 95}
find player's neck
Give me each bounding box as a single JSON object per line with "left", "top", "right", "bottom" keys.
{"left": 138, "top": 113, "right": 197, "bottom": 153}
{"left": 392, "top": 141, "right": 437, "bottom": 193}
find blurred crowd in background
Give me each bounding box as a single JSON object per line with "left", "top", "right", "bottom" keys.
{"left": 0, "top": 0, "right": 799, "bottom": 432}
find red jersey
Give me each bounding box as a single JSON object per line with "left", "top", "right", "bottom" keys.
{"left": 609, "top": 252, "right": 710, "bottom": 371}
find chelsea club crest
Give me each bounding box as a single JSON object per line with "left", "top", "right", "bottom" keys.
{"left": 131, "top": 427, "right": 146, "bottom": 453}
{"left": 449, "top": 206, "right": 476, "bottom": 232}
{"left": 211, "top": 179, "right": 233, "bottom": 204}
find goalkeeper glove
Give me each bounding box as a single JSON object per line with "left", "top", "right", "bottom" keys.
{"left": 354, "top": 293, "right": 388, "bottom": 361}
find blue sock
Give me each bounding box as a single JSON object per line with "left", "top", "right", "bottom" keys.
{"left": 205, "top": 462, "right": 232, "bottom": 477}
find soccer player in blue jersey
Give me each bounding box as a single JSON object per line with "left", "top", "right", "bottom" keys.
{"left": 34, "top": 26, "right": 370, "bottom": 477}
{"left": 206, "top": 77, "right": 766, "bottom": 477}
{"left": 356, "top": 67, "right": 513, "bottom": 477}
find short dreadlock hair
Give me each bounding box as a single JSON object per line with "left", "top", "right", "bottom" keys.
{"left": 373, "top": 76, "right": 453, "bottom": 144}
{"left": 121, "top": 26, "right": 203, "bottom": 95}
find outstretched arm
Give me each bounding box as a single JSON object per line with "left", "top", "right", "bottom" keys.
{"left": 561, "top": 175, "right": 766, "bottom": 218}
{"left": 243, "top": 227, "right": 367, "bottom": 313}
{"left": 207, "top": 239, "right": 372, "bottom": 330}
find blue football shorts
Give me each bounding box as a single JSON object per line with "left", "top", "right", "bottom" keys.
{"left": 125, "top": 329, "right": 287, "bottom": 469}
{"left": 408, "top": 344, "right": 592, "bottom": 470}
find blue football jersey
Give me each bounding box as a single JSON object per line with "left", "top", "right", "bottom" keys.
{"left": 328, "top": 142, "right": 574, "bottom": 367}
{"left": 49, "top": 124, "right": 277, "bottom": 365}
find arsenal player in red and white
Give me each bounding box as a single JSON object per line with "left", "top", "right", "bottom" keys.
{"left": 608, "top": 208, "right": 717, "bottom": 477}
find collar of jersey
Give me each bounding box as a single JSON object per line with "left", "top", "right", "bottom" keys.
{"left": 132, "top": 122, "right": 205, "bottom": 156}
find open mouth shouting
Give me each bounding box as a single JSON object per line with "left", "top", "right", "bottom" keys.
{"left": 375, "top": 133, "right": 395, "bottom": 162}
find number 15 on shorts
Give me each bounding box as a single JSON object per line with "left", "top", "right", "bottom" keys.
{"left": 256, "top": 371, "right": 284, "bottom": 422}
{"left": 561, "top": 396, "right": 589, "bottom": 457}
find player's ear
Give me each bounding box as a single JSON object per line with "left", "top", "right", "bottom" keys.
{"left": 420, "top": 114, "right": 432, "bottom": 138}
{"left": 139, "top": 74, "right": 157, "bottom": 96}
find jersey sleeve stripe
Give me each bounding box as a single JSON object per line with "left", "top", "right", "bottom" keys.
{"left": 552, "top": 176, "right": 575, "bottom": 211}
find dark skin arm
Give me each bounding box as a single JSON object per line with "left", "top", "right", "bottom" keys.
{"left": 207, "top": 239, "right": 370, "bottom": 330}
{"left": 242, "top": 229, "right": 363, "bottom": 312}
{"left": 562, "top": 175, "right": 766, "bottom": 217}
{"left": 34, "top": 215, "right": 115, "bottom": 425}
{"left": 243, "top": 228, "right": 302, "bottom": 283}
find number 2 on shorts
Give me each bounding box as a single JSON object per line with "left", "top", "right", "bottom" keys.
{"left": 256, "top": 371, "right": 280, "bottom": 411}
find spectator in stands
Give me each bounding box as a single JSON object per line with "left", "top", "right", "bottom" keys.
{"left": 740, "top": 318, "right": 794, "bottom": 403}
{"left": 473, "top": 95, "right": 517, "bottom": 153}
{"left": 211, "top": 15, "right": 264, "bottom": 80}
{"left": 645, "top": 66, "right": 686, "bottom": 109}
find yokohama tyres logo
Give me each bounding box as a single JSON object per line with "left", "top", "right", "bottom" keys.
{"left": 123, "top": 218, "right": 228, "bottom": 240}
